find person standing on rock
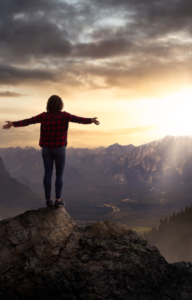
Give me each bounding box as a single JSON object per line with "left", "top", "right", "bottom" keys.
{"left": 2, "top": 95, "right": 100, "bottom": 208}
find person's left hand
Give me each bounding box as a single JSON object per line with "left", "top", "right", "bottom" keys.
{"left": 91, "top": 117, "right": 100, "bottom": 125}
{"left": 3, "top": 121, "right": 13, "bottom": 130}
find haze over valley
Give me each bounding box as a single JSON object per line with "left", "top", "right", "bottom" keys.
{"left": 1, "top": 135, "right": 192, "bottom": 235}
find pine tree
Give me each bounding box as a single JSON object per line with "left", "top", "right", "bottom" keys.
{"left": 159, "top": 218, "right": 163, "bottom": 230}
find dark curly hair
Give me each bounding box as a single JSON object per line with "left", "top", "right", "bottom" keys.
{"left": 46, "top": 95, "right": 63, "bottom": 113}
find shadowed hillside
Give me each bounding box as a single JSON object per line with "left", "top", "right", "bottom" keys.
{"left": 0, "top": 173, "right": 44, "bottom": 219}
{"left": 0, "top": 157, "right": 44, "bottom": 219}
{"left": 143, "top": 205, "right": 192, "bottom": 263}
{"left": 0, "top": 157, "right": 11, "bottom": 178}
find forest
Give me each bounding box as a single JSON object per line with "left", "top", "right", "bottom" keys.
{"left": 144, "top": 205, "right": 192, "bottom": 263}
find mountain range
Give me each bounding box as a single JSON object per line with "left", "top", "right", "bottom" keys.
{"left": 1, "top": 135, "right": 192, "bottom": 186}
{"left": 102, "top": 135, "right": 192, "bottom": 185}
{"left": 1, "top": 135, "right": 192, "bottom": 229}
{"left": 0, "top": 143, "right": 135, "bottom": 186}
{"left": 75, "top": 143, "right": 135, "bottom": 172}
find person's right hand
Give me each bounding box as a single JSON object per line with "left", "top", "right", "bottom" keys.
{"left": 91, "top": 117, "right": 100, "bottom": 125}
{"left": 3, "top": 121, "right": 13, "bottom": 130}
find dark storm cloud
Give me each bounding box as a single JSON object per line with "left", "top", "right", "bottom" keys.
{"left": 0, "top": 0, "right": 96, "bottom": 64}
{"left": 73, "top": 0, "right": 192, "bottom": 60}
{"left": 0, "top": 64, "right": 57, "bottom": 86}
{"left": 93, "top": 0, "right": 192, "bottom": 38}
{"left": 74, "top": 39, "right": 132, "bottom": 58}
{"left": 74, "top": 37, "right": 178, "bottom": 60}
{"left": 0, "top": 1, "right": 74, "bottom": 61}
{"left": 0, "top": 17, "right": 72, "bottom": 60}
{"left": 1, "top": 0, "right": 192, "bottom": 60}
{"left": 1, "top": 0, "right": 192, "bottom": 89}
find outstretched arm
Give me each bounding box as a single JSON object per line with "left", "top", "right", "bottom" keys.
{"left": 2, "top": 113, "right": 43, "bottom": 129}
{"left": 67, "top": 112, "right": 100, "bottom": 125}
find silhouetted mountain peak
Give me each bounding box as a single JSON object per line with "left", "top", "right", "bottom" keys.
{"left": 107, "top": 143, "right": 134, "bottom": 152}
{"left": 24, "top": 146, "right": 38, "bottom": 151}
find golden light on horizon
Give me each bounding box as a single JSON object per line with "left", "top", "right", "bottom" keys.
{"left": 1, "top": 0, "right": 192, "bottom": 149}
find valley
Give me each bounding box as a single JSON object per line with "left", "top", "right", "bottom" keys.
{"left": 34, "top": 182, "right": 192, "bottom": 233}
{"left": 1, "top": 136, "right": 192, "bottom": 234}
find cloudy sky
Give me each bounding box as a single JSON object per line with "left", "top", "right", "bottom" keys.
{"left": 1, "top": 0, "right": 192, "bottom": 149}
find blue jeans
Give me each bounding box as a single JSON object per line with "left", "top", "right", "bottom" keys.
{"left": 42, "top": 146, "right": 66, "bottom": 200}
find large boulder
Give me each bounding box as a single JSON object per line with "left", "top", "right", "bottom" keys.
{"left": 0, "top": 207, "right": 192, "bottom": 300}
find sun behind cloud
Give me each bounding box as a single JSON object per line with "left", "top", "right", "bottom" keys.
{"left": 1, "top": 0, "right": 192, "bottom": 148}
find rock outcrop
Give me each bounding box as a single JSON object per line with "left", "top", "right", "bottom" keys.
{"left": 0, "top": 207, "right": 192, "bottom": 300}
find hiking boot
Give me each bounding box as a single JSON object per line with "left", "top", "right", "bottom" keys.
{"left": 46, "top": 200, "right": 54, "bottom": 207}
{"left": 54, "top": 199, "right": 65, "bottom": 208}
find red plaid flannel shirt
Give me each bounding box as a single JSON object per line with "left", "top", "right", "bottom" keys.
{"left": 13, "top": 111, "right": 92, "bottom": 148}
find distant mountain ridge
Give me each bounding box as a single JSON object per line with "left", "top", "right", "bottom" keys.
{"left": 102, "top": 135, "right": 192, "bottom": 184}
{"left": 75, "top": 143, "right": 135, "bottom": 172}
{"left": 66, "top": 146, "right": 105, "bottom": 164}
{"left": 0, "top": 143, "right": 135, "bottom": 184}
{"left": 1, "top": 136, "right": 192, "bottom": 186}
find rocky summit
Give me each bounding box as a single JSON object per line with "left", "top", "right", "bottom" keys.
{"left": 0, "top": 208, "right": 192, "bottom": 300}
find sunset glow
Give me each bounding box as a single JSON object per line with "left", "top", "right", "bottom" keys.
{"left": 1, "top": 0, "right": 192, "bottom": 149}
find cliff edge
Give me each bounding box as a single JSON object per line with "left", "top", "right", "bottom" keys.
{"left": 0, "top": 207, "right": 192, "bottom": 300}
